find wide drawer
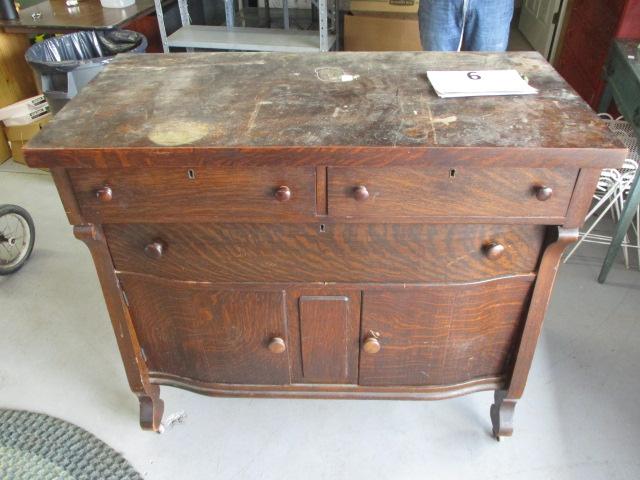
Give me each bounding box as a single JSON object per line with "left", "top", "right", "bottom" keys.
{"left": 68, "top": 166, "right": 316, "bottom": 223}
{"left": 104, "top": 223, "right": 547, "bottom": 283}
{"left": 328, "top": 167, "right": 578, "bottom": 220}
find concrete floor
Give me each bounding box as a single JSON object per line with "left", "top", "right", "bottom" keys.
{"left": 1, "top": 158, "right": 640, "bottom": 480}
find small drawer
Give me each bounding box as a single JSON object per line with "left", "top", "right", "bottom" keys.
{"left": 104, "top": 223, "right": 547, "bottom": 283}
{"left": 68, "top": 166, "right": 317, "bottom": 223}
{"left": 328, "top": 167, "right": 578, "bottom": 221}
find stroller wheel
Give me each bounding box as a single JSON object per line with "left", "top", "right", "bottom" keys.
{"left": 0, "top": 205, "right": 35, "bottom": 275}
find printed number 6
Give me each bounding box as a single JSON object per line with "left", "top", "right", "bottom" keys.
{"left": 467, "top": 72, "right": 481, "bottom": 80}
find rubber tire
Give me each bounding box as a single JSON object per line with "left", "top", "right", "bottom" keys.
{"left": 0, "top": 204, "right": 35, "bottom": 275}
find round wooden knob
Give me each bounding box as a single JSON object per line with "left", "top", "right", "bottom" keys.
{"left": 484, "top": 242, "right": 505, "bottom": 260}
{"left": 274, "top": 186, "right": 291, "bottom": 202}
{"left": 363, "top": 336, "right": 381, "bottom": 354}
{"left": 95, "top": 186, "right": 113, "bottom": 202}
{"left": 268, "top": 337, "right": 286, "bottom": 353}
{"left": 353, "top": 185, "right": 369, "bottom": 201}
{"left": 535, "top": 186, "right": 553, "bottom": 201}
{"left": 144, "top": 240, "right": 165, "bottom": 259}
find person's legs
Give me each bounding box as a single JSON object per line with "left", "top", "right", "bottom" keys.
{"left": 463, "top": 0, "right": 514, "bottom": 51}
{"left": 419, "top": 0, "right": 465, "bottom": 51}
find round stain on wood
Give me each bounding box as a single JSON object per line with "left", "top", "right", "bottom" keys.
{"left": 148, "top": 121, "right": 210, "bottom": 146}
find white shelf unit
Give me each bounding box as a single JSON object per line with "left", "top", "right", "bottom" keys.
{"left": 153, "top": 0, "right": 338, "bottom": 53}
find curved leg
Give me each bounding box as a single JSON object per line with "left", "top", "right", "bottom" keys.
{"left": 493, "top": 228, "right": 578, "bottom": 439}
{"left": 74, "top": 224, "right": 165, "bottom": 431}
{"left": 138, "top": 384, "right": 165, "bottom": 432}
{"left": 490, "top": 390, "right": 517, "bottom": 440}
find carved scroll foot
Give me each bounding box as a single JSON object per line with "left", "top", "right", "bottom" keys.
{"left": 490, "top": 390, "right": 517, "bottom": 440}
{"left": 138, "top": 385, "right": 164, "bottom": 432}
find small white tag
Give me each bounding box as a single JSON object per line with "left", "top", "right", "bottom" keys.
{"left": 427, "top": 70, "right": 538, "bottom": 98}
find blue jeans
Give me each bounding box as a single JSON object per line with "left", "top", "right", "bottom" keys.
{"left": 419, "top": 0, "right": 514, "bottom": 51}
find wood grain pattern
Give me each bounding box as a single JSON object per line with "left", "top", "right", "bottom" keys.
{"left": 73, "top": 225, "right": 163, "bottom": 431}
{"left": 0, "top": 32, "right": 38, "bottom": 157}
{"left": 284, "top": 286, "right": 362, "bottom": 384}
{"left": 149, "top": 372, "right": 505, "bottom": 400}
{"left": 25, "top": 52, "right": 623, "bottom": 154}
{"left": 564, "top": 168, "right": 602, "bottom": 228}
{"left": 31, "top": 51, "right": 623, "bottom": 435}
{"left": 299, "top": 296, "right": 355, "bottom": 383}
{"left": 358, "top": 278, "right": 534, "bottom": 387}
{"left": 68, "top": 166, "right": 316, "bottom": 222}
{"left": 328, "top": 167, "right": 577, "bottom": 219}
{"left": 25, "top": 145, "right": 626, "bottom": 170}
{"left": 490, "top": 227, "right": 578, "bottom": 438}
{"left": 0, "top": 0, "right": 159, "bottom": 31}
{"left": 50, "top": 168, "right": 85, "bottom": 225}
{"left": 105, "top": 223, "right": 547, "bottom": 283}
{"left": 119, "top": 274, "right": 291, "bottom": 385}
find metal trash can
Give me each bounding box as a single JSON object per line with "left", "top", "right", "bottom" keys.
{"left": 25, "top": 30, "right": 147, "bottom": 114}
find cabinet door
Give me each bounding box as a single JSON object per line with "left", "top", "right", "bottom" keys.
{"left": 120, "top": 274, "right": 291, "bottom": 385}
{"left": 358, "top": 279, "right": 534, "bottom": 387}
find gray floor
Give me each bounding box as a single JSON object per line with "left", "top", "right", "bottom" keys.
{"left": 1, "top": 159, "right": 639, "bottom": 480}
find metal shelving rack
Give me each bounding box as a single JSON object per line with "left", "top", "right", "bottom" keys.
{"left": 153, "top": 0, "right": 338, "bottom": 53}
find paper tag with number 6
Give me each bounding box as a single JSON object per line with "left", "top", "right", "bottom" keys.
{"left": 426, "top": 69, "right": 538, "bottom": 98}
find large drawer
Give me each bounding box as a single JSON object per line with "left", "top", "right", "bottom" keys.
{"left": 68, "top": 166, "right": 317, "bottom": 223}
{"left": 327, "top": 167, "right": 578, "bottom": 221}
{"left": 104, "top": 223, "right": 547, "bottom": 283}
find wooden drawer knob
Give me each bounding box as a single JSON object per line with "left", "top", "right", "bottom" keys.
{"left": 95, "top": 185, "right": 113, "bottom": 202}
{"left": 535, "top": 186, "right": 553, "bottom": 201}
{"left": 363, "top": 335, "right": 381, "bottom": 354}
{"left": 144, "top": 240, "right": 166, "bottom": 259}
{"left": 268, "top": 337, "right": 286, "bottom": 353}
{"left": 484, "top": 242, "right": 505, "bottom": 260}
{"left": 353, "top": 185, "right": 369, "bottom": 201}
{"left": 274, "top": 186, "right": 291, "bottom": 202}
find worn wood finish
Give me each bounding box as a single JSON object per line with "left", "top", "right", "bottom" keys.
{"left": 28, "top": 52, "right": 626, "bottom": 435}
{"left": 68, "top": 167, "right": 317, "bottom": 222}
{"left": 24, "top": 145, "right": 626, "bottom": 170}
{"left": 25, "top": 52, "right": 623, "bottom": 155}
{"left": 0, "top": 0, "right": 160, "bottom": 32}
{"left": 299, "top": 296, "right": 355, "bottom": 383}
{"left": 119, "top": 274, "right": 291, "bottom": 385}
{"left": 73, "top": 225, "right": 163, "bottom": 431}
{"left": 358, "top": 278, "right": 534, "bottom": 386}
{"left": 328, "top": 167, "right": 577, "bottom": 219}
{"left": 149, "top": 372, "right": 505, "bottom": 400}
{"left": 105, "top": 223, "right": 546, "bottom": 283}
{"left": 563, "top": 168, "right": 602, "bottom": 229}
{"left": 284, "top": 286, "right": 362, "bottom": 384}
{"left": 50, "top": 168, "right": 85, "bottom": 225}
{"left": 490, "top": 227, "right": 578, "bottom": 439}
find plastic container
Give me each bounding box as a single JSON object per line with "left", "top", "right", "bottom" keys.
{"left": 100, "top": 0, "right": 135, "bottom": 8}
{"left": 25, "top": 30, "right": 147, "bottom": 114}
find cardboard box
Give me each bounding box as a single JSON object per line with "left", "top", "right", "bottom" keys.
{"left": 4, "top": 114, "right": 50, "bottom": 165}
{"left": 344, "top": 13, "right": 422, "bottom": 51}
{"left": 350, "top": 0, "right": 418, "bottom": 14}
{"left": 0, "top": 129, "right": 11, "bottom": 165}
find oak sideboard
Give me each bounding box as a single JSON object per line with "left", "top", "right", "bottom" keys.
{"left": 25, "top": 51, "right": 625, "bottom": 438}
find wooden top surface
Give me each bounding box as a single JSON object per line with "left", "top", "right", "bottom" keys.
{"left": 0, "top": 0, "right": 156, "bottom": 32}
{"left": 26, "top": 51, "right": 626, "bottom": 168}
